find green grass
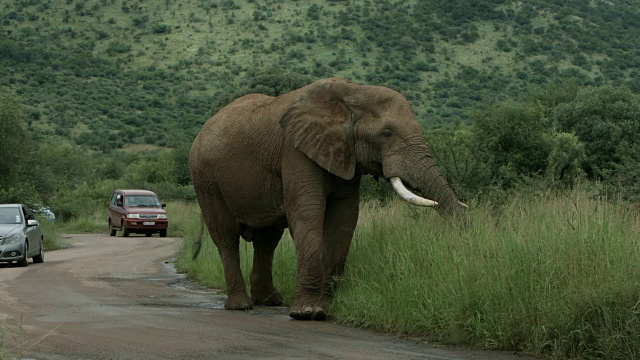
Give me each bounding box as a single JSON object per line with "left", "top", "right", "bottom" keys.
{"left": 176, "top": 191, "right": 640, "bottom": 359}
{"left": 35, "top": 216, "right": 69, "bottom": 251}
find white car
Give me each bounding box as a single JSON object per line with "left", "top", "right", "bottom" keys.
{"left": 0, "top": 204, "right": 45, "bottom": 266}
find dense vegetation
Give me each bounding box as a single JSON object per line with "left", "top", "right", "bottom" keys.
{"left": 3, "top": 0, "right": 640, "bottom": 149}
{"left": 1, "top": 0, "right": 640, "bottom": 212}
{"left": 1, "top": 1, "right": 640, "bottom": 359}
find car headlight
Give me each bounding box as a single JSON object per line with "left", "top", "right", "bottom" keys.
{"left": 157, "top": 214, "right": 167, "bottom": 219}
{"left": 126, "top": 214, "right": 140, "bottom": 219}
{"left": 3, "top": 234, "right": 21, "bottom": 244}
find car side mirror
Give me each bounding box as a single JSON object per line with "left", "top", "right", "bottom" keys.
{"left": 116, "top": 201, "right": 123, "bottom": 207}
{"left": 161, "top": 203, "right": 166, "bottom": 208}
{"left": 27, "top": 219, "right": 39, "bottom": 227}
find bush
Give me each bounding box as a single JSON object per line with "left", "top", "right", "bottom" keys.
{"left": 546, "top": 132, "right": 586, "bottom": 187}
{"left": 471, "top": 100, "right": 552, "bottom": 187}
{"left": 551, "top": 86, "right": 640, "bottom": 181}
{"left": 105, "top": 41, "right": 132, "bottom": 55}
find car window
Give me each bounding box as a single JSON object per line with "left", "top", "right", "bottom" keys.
{"left": 110, "top": 193, "right": 118, "bottom": 205}
{"left": 124, "top": 195, "right": 161, "bottom": 207}
{"left": 22, "top": 206, "right": 34, "bottom": 220}
{"left": 0, "top": 207, "right": 21, "bottom": 224}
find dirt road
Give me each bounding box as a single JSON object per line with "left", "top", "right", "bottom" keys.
{"left": 0, "top": 234, "right": 534, "bottom": 360}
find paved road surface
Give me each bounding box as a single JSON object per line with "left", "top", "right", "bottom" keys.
{"left": 0, "top": 234, "right": 536, "bottom": 360}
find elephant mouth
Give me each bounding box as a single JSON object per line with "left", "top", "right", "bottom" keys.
{"left": 359, "top": 161, "right": 384, "bottom": 177}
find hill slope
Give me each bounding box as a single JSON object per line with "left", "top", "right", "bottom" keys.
{"left": 2, "top": 0, "right": 640, "bottom": 150}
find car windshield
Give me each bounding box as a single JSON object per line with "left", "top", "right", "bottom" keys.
{"left": 0, "top": 208, "right": 22, "bottom": 224}
{"left": 124, "top": 195, "right": 161, "bottom": 207}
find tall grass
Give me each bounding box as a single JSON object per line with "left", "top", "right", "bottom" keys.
{"left": 176, "top": 191, "right": 640, "bottom": 359}
{"left": 34, "top": 216, "right": 67, "bottom": 251}
{"left": 333, "top": 193, "right": 640, "bottom": 359}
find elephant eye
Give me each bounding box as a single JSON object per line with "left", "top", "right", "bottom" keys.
{"left": 380, "top": 129, "right": 393, "bottom": 139}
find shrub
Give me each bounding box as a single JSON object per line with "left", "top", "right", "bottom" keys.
{"left": 551, "top": 86, "right": 640, "bottom": 181}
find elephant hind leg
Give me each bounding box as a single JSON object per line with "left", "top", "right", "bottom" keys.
{"left": 250, "top": 226, "right": 285, "bottom": 306}
{"left": 200, "top": 193, "right": 252, "bottom": 310}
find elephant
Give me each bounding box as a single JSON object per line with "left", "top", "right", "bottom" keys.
{"left": 189, "top": 78, "right": 466, "bottom": 320}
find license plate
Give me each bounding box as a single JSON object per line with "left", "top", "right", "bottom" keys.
{"left": 143, "top": 222, "right": 155, "bottom": 226}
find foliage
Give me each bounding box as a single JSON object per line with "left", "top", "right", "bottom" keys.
{"left": 472, "top": 100, "right": 551, "bottom": 184}
{"left": 0, "top": 88, "right": 29, "bottom": 191}
{"left": 426, "top": 126, "right": 492, "bottom": 200}
{"left": 551, "top": 86, "right": 640, "bottom": 181}
{"left": 2, "top": 0, "right": 640, "bottom": 148}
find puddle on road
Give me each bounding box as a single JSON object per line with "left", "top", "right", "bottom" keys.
{"left": 94, "top": 258, "right": 288, "bottom": 315}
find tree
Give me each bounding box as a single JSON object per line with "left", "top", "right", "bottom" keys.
{"left": 471, "top": 100, "right": 552, "bottom": 187}
{"left": 552, "top": 86, "right": 640, "bottom": 180}
{"left": 0, "top": 88, "right": 28, "bottom": 189}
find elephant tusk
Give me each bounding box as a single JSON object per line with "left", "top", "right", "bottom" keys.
{"left": 459, "top": 201, "right": 469, "bottom": 209}
{"left": 389, "top": 177, "right": 438, "bottom": 207}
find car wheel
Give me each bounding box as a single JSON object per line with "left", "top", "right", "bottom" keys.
{"left": 159, "top": 230, "right": 167, "bottom": 238}
{"left": 109, "top": 220, "right": 116, "bottom": 236}
{"left": 17, "top": 242, "right": 28, "bottom": 267}
{"left": 33, "top": 240, "right": 44, "bottom": 264}
{"left": 122, "top": 224, "right": 130, "bottom": 237}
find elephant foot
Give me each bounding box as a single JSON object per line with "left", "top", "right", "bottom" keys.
{"left": 225, "top": 292, "right": 253, "bottom": 310}
{"left": 252, "top": 290, "right": 284, "bottom": 306}
{"left": 288, "top": 297, "right": 330, "bottom": 321}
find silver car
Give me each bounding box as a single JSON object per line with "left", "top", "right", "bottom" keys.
{"left": 0, "top": 204, "right": 44, "bottom": 266}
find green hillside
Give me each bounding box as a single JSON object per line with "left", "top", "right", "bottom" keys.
{"left": 2, "top": 0, "right": 640, "bottom": 150}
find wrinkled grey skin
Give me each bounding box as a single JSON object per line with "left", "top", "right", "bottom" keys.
{"left": 189, "top": 78, "right": 465, "bottom": 320}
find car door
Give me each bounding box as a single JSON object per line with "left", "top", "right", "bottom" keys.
{"left": 22, "top": 206, "right": 40, "bottom": 256}
{"left": 109, "top": 192, "right": 125, "bottom": 228}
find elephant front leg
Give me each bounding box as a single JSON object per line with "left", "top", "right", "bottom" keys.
{"left": 290, "top": 231, "right": 331, "bottom": 321}
{"left": 286, "top": 199, "right": 330, "bottom": 320}
{"left": 323, "top": 189, "right": 360, "bottom": 288}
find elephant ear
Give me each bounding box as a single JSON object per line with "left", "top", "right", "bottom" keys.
{"left": 279, "top": 79, "right": 356, "bottom": 180}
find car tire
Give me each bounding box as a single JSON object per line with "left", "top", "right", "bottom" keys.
{"left": 33, "top": 241, "right": 44, "bottom": 264}
{"left": 160, "top": 230, "right": 167, "bottom": 238}
{"left": 17, "top": 242, "right": 28, "bottom": 267}
{"left": 145, "top": 233, "right": 152, "bottom": 237}
{"left": 109, "top": 220, "right": 116, "bottom": 236}
{"left": 123, "top": 224, "right": 130, "bottom": 237}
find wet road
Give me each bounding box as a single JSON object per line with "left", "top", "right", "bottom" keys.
{"left": 0, "top": 234, "right": 536, "bottom": 360}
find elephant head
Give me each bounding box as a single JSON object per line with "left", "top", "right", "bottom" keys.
{"left": 280, "top": 78, "right": 466, "bottom": 214}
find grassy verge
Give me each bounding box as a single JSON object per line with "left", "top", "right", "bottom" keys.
{"left": 333, "top": 193, "right": 640, "bottom": 358}
{"left": 176, "top": 191, "right": 640, "bottom": 359}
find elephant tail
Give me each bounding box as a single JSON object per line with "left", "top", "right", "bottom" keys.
{"left": 192, "top": 216, "right": 205, "bottom": 260}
